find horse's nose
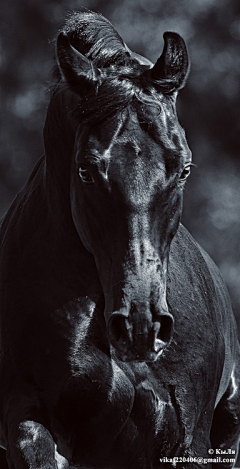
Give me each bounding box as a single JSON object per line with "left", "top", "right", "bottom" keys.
{"left": 108, "top": 311, "right": 174, "bottom": 362}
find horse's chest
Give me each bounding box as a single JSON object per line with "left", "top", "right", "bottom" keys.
{"left": 116, "top": 380, "right": 181, "bottom": 463}
{"left": 54, "top": 367, "right": 180, "bottom": 468}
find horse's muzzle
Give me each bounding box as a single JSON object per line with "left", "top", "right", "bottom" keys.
{"left": 108, "top": 312, "right": 174, "bottom": 362}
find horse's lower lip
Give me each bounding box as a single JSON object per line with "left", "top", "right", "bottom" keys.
{"left": 153, "top": 338, "right": 166, "bottom": 353}
{"left": 114, "top": 348, "right": 163, "bottom": 363}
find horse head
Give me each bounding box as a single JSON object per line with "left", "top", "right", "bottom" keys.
{"left": 47, "top": 11, "right": 191, "bottom": 362}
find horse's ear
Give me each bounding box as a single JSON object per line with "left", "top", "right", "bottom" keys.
{"left": 56, "top": 32, "right": 99, "bottom": 87}
{"left": 151, "top": 32, "right": 190, "bottom": 93}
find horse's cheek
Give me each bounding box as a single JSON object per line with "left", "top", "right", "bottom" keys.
{"left": 71, "top": 184, "right": 93, "bottom": 252}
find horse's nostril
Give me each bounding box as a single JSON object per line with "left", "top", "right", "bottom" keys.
{"left": 156, "top": 314, "right": 174, "bottom": 344}
{"left": 108, "top": 315, "right": 131, "bottom": 346}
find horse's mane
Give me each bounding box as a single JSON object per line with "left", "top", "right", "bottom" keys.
{"left": 51, "top": 9, "right": 163, "bottom": 125}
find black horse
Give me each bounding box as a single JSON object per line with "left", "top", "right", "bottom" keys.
{"left": 0, "top": 9, "right": 239, "bottom": 469}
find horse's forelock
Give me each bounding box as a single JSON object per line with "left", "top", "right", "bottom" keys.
{"left": 51, "top": 10, "right": 171, "bottom": 126}
{"left": 60, "top": 10, "right": 131, "bottom": 69}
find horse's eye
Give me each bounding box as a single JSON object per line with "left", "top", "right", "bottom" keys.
{"left": 179, "top": 164, "right": 191, "bottom": 182}
{"left": 79, "top": 166, "right": 94, "bottom": 184}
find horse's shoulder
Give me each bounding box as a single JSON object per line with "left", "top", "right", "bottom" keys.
{"left": 171, "top": 224, "right": 230, "bottom": 301}
{"left": 171, "top": 223, "right": 238, "bottom": 356}
{"left": 170, "top": 223, "right": 238, "bottom": 348}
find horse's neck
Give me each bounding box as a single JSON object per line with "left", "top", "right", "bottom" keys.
{"left": 0, "top": 154, "right": 102, "bottom": 305}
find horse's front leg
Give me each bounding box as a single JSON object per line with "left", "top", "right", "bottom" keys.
{"left": 6, "top": 420, "right": 69, "bottom": 469}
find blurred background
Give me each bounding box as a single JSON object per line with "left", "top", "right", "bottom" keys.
{"left": 0, "top": 0, "right": 240, "bottom": 336}
{"left": 0, "top": 0, "right": 240, "bottom": 465}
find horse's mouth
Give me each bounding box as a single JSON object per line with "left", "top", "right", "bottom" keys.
{"left": 108, "top": 315, "right": 173, "bottom": 363}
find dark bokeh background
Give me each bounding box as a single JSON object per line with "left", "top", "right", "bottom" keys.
{"left": 0, "top": 0, "right": 240, "bottom": 466}
{"left": 1, "top": 0, "right": 240, "bottom": 336}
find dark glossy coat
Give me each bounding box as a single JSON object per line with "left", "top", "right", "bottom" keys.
{"left": 0, "top": 10, "right": 239, "bottom": 469}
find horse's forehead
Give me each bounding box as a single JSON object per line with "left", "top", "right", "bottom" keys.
{"left": 79, "top": 103, "right": 190, "bottom": 166}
